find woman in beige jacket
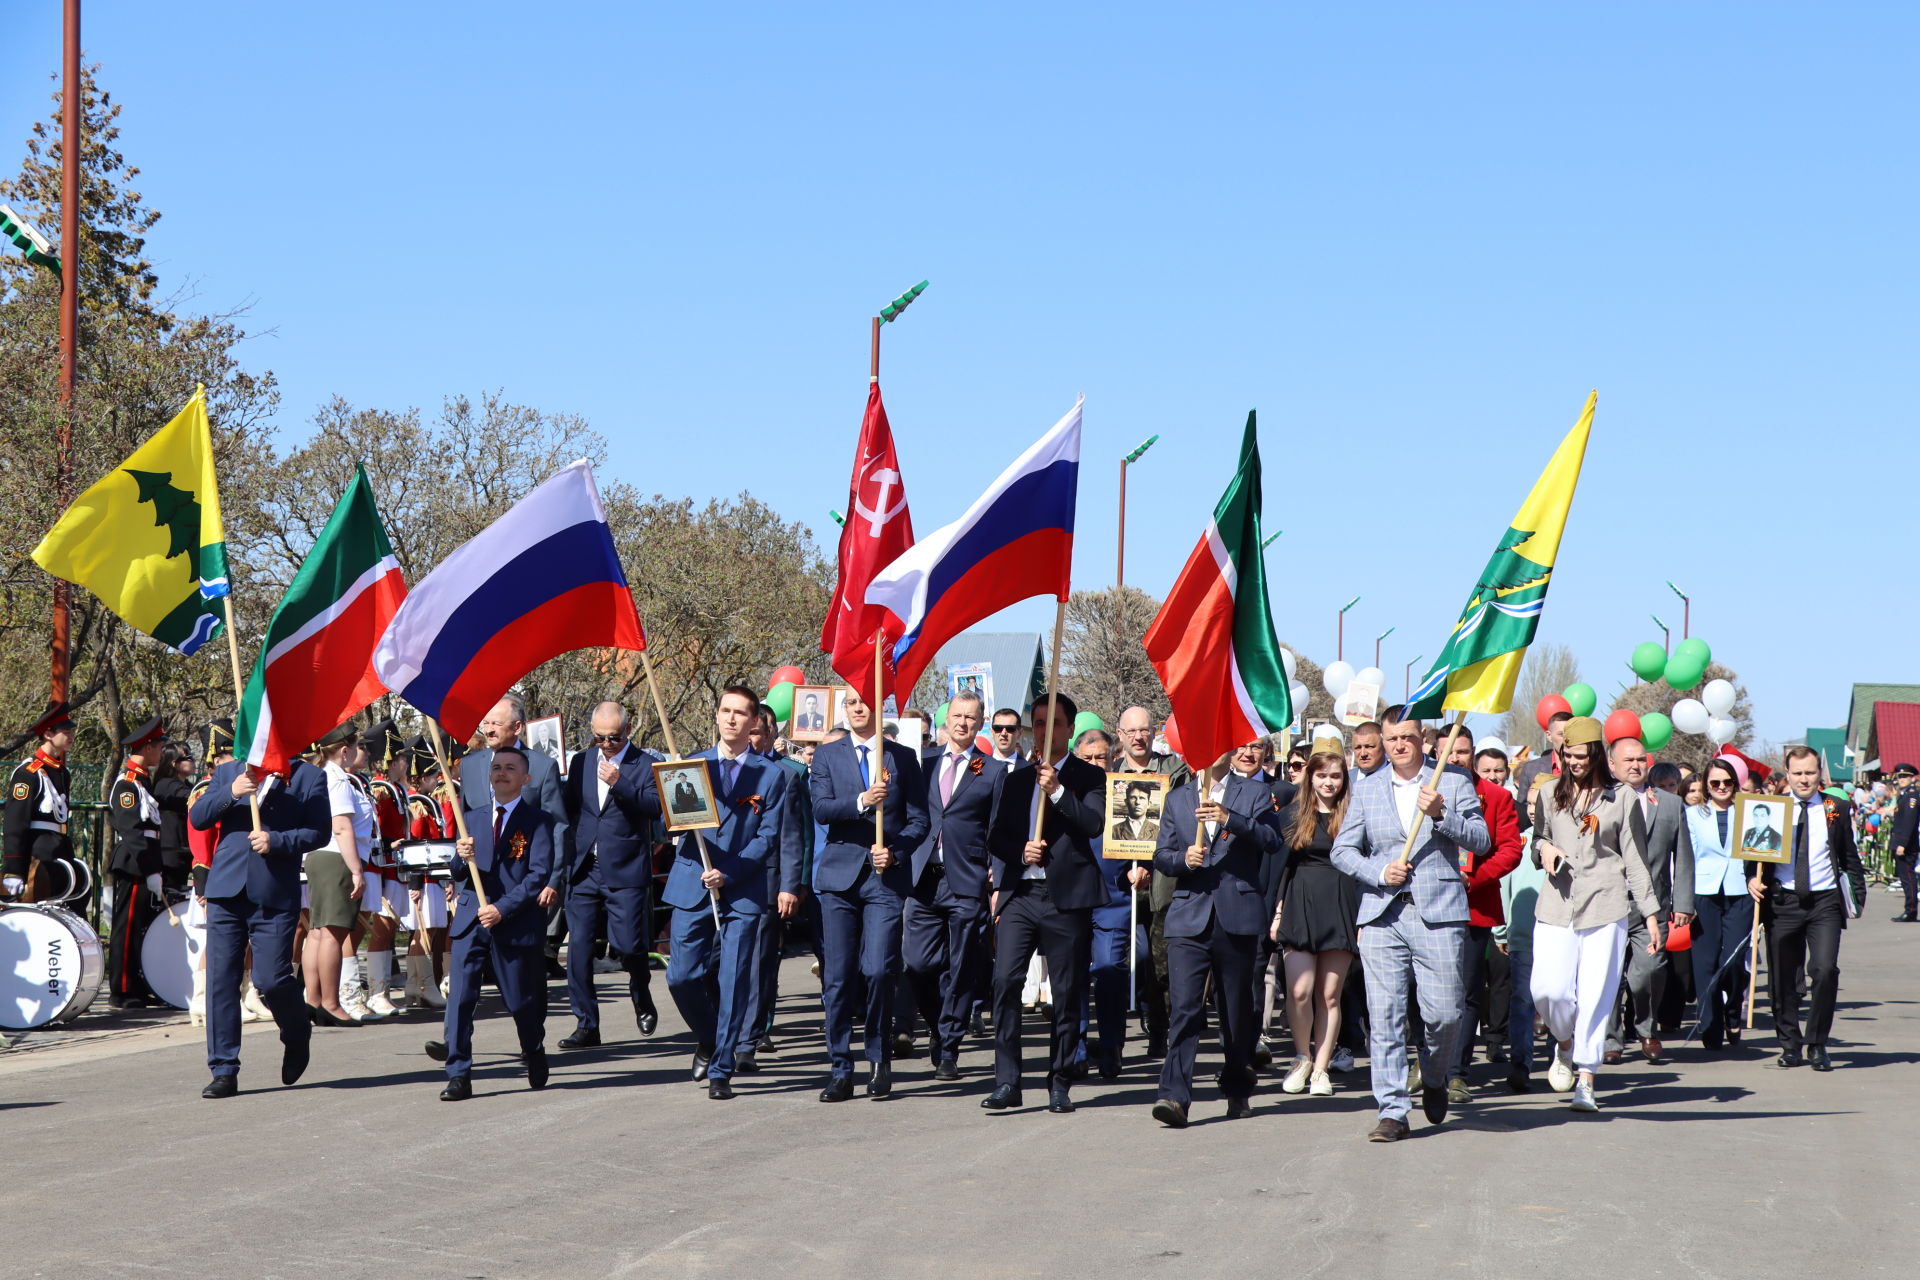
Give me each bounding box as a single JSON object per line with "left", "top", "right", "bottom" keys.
{"left": 1529, "top": 716, "right": 1663, "bottom": 1113}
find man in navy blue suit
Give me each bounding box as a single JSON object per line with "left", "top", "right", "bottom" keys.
{"left": 981, "top": 692, "right": 1106, "bottom": 1116}
{"left": 190, "top": 751, "right": 331, "bottom": 1098}
{"left": 642, "top": 685, "right": 789, "bottom": 1099}
{"left": 736, "top": 705, "right": 809, "bottom": 1070}
{"left": 461, "top": 694, "right": 570, "bottom": 976}
{"left": 904, "top": 689, "right": 1006, "bottom": 1080}
{"left": 808, "top": 685, "right": 928, "bottom": 1102}
{"left": 439, "top": 745, "right": 555, "bottom": 1101}
{"left": 558, "top": 700, "right": 659, "bottom": 1049}
{"left": 1150, "top": 749, "right": 1286, "bottom": 1127}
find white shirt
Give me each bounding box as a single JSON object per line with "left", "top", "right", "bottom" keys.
{"left": 847, "top": 733, "right": 883, "bottom": 814}
{"left": 594, "top": 742, "right": 630, "bottom": 811}
{"left": 320, "top": 761, "right": 375, "bottom": 857}
{"left": 490, "top": 794, "right": 521, "bottom": 841}
{"left": 934, "top": 749, "right": 971, "bottom": 861}
{"left": 1023, "top": 756, "right": 1071, "bottom": 880}
{"left": 1390, "top": 768, "right": 1424, "bottom": 836}
{"left": 1203, "top": 777, "right": 1227, "bottom": 841}
{"left": 1775, "top": 792, "right": 1835, "bottom": 892}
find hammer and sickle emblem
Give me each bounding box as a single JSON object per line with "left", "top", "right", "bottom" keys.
{"left": 853, "top": 462, "right": 907, "bottom": 538}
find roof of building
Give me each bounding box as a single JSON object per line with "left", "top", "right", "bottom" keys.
{"left": 1868, "top": 702, "right": 1920, "bottom": 777}
{"left": 926, "top": 631, "right": 1048, "bottom": 715}
{"left": 1845, "top": 684, "right": 1920, "bottom": 755}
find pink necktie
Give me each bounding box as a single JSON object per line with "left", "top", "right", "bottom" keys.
{"left": 942, "top": 754, "right": 963, "bottom": 805}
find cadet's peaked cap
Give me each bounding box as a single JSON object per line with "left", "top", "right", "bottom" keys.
{"left": 31, "top": 700, "right": 75, "bottom": 737}
{"left": 120, "top": 718, "right": 167, "bottom": 750}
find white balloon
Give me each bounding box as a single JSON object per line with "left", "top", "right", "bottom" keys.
{"left": 1701, "top": 678, "right": 1736, "bottom": 717}
{"left": 1354, "top": 666, "right": 1385, "bottom": 691}
{"left": 1288, "top": 681, "right": 1309, "bottom": 714}
{"left": 1280, "top": 648, "right": 1298, "bottom": 682}
{"left": 1707, "top": 716, "right": 1737, "bottom": 745}
{"left": 1322, "top": 661, "right": 1354, "bottom": 699}
{"left": 1671, "top": 698, "right": 1711, "bottom": 735}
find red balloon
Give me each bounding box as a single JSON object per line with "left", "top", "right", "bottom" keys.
{"left": 1603, "top": 708, "right": 1642, "bottom": 745}
{"left": 1163, "top": 714, "right": 1184, "bottom": 761}
{"left": 1535, "top": 694, "right": 1572, "bottom": 729}
{"left": 974, "top": 733, "right": 993, "bottom": 755}
{"left": 769, "top": 665, "right": 806, "bottom": 689}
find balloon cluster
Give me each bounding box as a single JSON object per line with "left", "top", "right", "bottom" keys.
{"left": 1630, "top": 637, "right": 1712, "bottom": 692}
{"left": 1322, "top": 658, "right": 1385, "bottom": 720}
{"left": 765, "top": 664, "right": 807, "bottom": 721}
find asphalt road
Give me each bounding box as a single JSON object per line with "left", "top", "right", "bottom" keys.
{"left": 5, "top": 906, "right": 1917, "bottom": 1279}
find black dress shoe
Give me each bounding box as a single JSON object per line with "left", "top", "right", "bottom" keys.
{"left": 734, "top": 1049, "right": 759, "bottom": 1075}
{"left": 708, "top": 1078, "right": 734, "bottom": 1100}
{"left": 892, "top": 1032, "right": 916, "bottom": 1058}
{"left": 1893, "top": 913, "right": 1917, "bottom": 923}
{"left": 1251, "top": 1037, "right": 1274, "bottom": 1070}
{"left": 980, "top": 1083, "right": 1022, "bottom": 1110}
{"left": 201, "top": 1075, "right": 238, "bottom": 1099}
{"left": 634, "top": 999, "right": 658, "bottom": 1037}
{"left": 1702, "top": 1030, "right": 1723, "bottom": 1052}
{"left": 440, "top": 1076, "right": 472, "bottom": 1101}
{"left": 1097, "top": 1052, "right": 1121, "bottom": 1082}
{"left": 281, "top": 1039, "right": 310, "bottom": 1087}
{"left": 1367, "top": 1117, "right": 1409, "bottom": 1142}
{"left": 1775, "top": 1050, "right": 1804, "bottom": 1069}
{"left": 867, "top": 1063, "right": 892, "bottom": 1099}
{"left": 933, "top": 1058, "right": 960, "bottom": 1081}
{"left": 1727, "top": 1027, "right": 1741, "bottom": 1046}
{"left": 1224, "top": 1096, "right": 1253, "bottom": 1119}
{"left": 1048, "top": 1086, "right": 1075, "bottom": 1114}
{"left": 1064, "top": 1058, "right": 1090, "bottom": 1082}
{"left": 526, "top": 1049, "right": 549, "bottom": 1090}
{"left": 971, "top": 1011, "right": 988, "bottom": 1038}
{"left": 558, "top": 1025, "right": 601, "bottom": 1050}
{"left": 1152, "top": 1098, "right": 1189, "bottom": 1128}
{"left": 1808, "top": 1045, "right": 1832, "bottom": 1072}
{"left": 1506, "top": 1074, "right": 1532, "bottom": 1094}
{"left": 544, "top": 957, "right": 566, "bottom": 980}
{"left": 1146, "top": 1033, "right": 1168, "bottom": 1060}
{"left": 691, "top": 1047, "right": 713, "bottom": 1082}
{"left": 1421, "top": 1085, "right": 1448, "bottom": 1125}
{"left": 819, "top": 1076, "right": 855, "bottom": 1103}
{"left": 424, "top": 1040, "right": 448, "bottom": 1062}
{"left": 1488, "top": 1047, "right": 1510, "bottom": 1064}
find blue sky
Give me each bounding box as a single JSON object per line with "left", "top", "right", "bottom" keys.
{"left": 5, "top": 2, "right": 1913, "bottom": 746}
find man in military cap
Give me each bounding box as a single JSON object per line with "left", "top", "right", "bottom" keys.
{"left": 4, "top": 701, "right": 76, "bottom": 900}
{"left": 1887, "top": 763, "right": 1919, "bottom": 922}
{"left": 105, "top": 719, "right": 169, "bottom": 1007}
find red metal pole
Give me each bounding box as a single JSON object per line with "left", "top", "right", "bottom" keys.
{"left": 51, "top": 0, "right": 80, "bottom": 703}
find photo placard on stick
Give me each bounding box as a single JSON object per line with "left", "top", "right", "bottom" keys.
{"left": 789, "top": 685, "right": 835, "bottom": 743}
{"left": 947, "top": 662, "right": 995, "bottom": 720}
{"left": 1105, "top": 772, "right": 1170, "bottom": 860}
{"left": 1733, "top": 792, "right": 1793, "bottom": 865}
{"left": 525, "top": 713, "right": 568, "bottom": 779}
{"left": 653, "top": 759, "right": 721, "bottom": 833}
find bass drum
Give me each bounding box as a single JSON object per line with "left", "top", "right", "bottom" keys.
{"left": 56, "top": 855, "right": 93, "bottom": 909}
{"left": 0, "top": 903, "right": 105, "bottom": 1029}
{"left": 22, "top": 857, "right": 73, "bottom": 905}
{"left": 140, "top": 901, "right": 206, "bottom": 1011}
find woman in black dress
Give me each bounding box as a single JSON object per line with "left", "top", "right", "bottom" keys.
{"left": 1272, "top": 750, "right": 1359, "bottom": 1096}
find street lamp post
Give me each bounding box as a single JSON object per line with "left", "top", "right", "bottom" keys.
{"left": 1116, "top": 433, "right": 1160, "bottom": 587}
{"left": 1666, "top": 581, "right": 1690, "bottom": 640}
{"left": 1404, "top": 654, "right": 1423, "bottom": 700}
{"left": 1336, "top": 596, "right": 1360, "bottom": 663}
{"left": 1374, "top": 625, "right": 1394, "bottom": 669}
{"left": 1651, "top": 613, "right": 1669, "bottom": 655}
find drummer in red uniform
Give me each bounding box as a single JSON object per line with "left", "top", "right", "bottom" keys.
{"left": 4, "top": 701, "right": 76, "bottom": 901}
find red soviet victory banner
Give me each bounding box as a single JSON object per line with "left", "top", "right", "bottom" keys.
{"left": 821, "top": 383, "right": 915, "bottom": 709}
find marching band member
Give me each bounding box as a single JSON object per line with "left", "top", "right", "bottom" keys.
{"left": 105, "top": 719, "right": 169, "bottom": 1009}
{"left": 3, "top": 701, "right": 76, "bottom": 900}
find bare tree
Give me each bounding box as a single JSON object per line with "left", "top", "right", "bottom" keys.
{"left": 1494, "top": 642, "right": 1583, "bottom": 751}
{"left": 1612, "top": 662, "right": 1755, "bottom": 774}
{"left": 1060, "top": 586, "right": 1166, "bottom": 727}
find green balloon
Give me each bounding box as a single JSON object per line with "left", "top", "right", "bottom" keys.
{"left": 1072, "top": 711, "right": 1103, "bottom": 739}
{"left": 1562, "top": 682, "right": 1598, "bottom": 717}
{"left": 765, "top": 681, "right": 795, "bottom": 722}
{"left": 1630, "top": 642, "right": 1667, "bottom": 682}
{"left": 1663, "top": 655, "right": 1705, "bottom": 691}
{"left": 1675, "top": 637, "right": 1711, "bottom": 668}
{"left": 933, "top": 700, "right": 950, "bottom": 728}
{"left": 1639, "top": 711, "right": 1673, "bottom": 752}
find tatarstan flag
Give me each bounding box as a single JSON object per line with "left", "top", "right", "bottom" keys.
{"left": 1143, "top": 411, "right": 1293, "bottom": 771}
{"left": 235, "top": 464, "right": 406, "bottom": 774}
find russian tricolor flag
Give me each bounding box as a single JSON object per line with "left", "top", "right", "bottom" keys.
{"left": 373, "top": 461, "right": 646, "bottom": 738}
{"left": 865, "top": 397, "right": 1081, "bottom": 697}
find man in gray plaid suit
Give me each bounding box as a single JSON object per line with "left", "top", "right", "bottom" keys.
{"left": 1332, "top": 707, "right": 1490, "bottom": 1142}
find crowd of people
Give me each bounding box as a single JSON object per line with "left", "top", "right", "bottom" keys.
{"left": 0, "top": 688, "right": 1882, "bottom": 1138}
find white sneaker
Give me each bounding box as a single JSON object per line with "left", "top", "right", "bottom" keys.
{"left": 1569, "top": 1078, "right": 1600, "bottom": 1112}
{"left": 1281, "top": 1056, "right": 1312, "bottom": 1094}
{"left": 1548, "top": 1044, "right": 1576, "bottom": 1093}
{"left": 341, "top": 990, "right": 381, "bottom": 1022}
{"left": 1330, "top": 1047, "right": 1355, "bottom": 1073}
{"left": 1408, "top": 1055, "right": 1425, "bottom": 1094}
{"left": 1309, "top": 1069, "right": 1334, "bottom": 1096}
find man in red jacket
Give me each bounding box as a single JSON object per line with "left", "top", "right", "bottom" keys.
{"left": 1441, "top": 726, "right": 1522, "bottom": 1102}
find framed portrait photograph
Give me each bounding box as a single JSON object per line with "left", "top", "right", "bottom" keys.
{"left": 1105, "top": 772, "right": 1170, "bottom": 860}
{"left": 524, "top": 713, "right": 568, "bottom": 779}
{"left": 652, "top": 759, "right": 721, "bottom": 832}
{"left": 1733, "top": 792, "right": 1793, "bottom": 865}
{"left": 946, "top": 662, "right": 996, "bottom": 720}
{"left": 789, "top": 685, "right": 836, "bottom": 743}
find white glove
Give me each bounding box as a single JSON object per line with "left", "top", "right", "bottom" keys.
{"left": 145, "top": 873, "right": 164, "bottom": 897}
{"left": 3, "top": 875, "right": 22, "bottom": 896}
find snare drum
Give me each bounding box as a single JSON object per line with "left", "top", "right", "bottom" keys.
{"left": 394, "top": 839, "right": 460, "bottom": 881}
{"left": 139, "top": 901, "right": 206, "bottom": 1011}
{"left": 0, "top": 903, "right": 105, "bottom": 1029}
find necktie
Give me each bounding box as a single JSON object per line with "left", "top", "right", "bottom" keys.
{"left": 857, "top": 745, "right": 871, "bottom": 788}
{"left": 1792, "top": 800, "right": 1810, "bottom": 892}
{"left": 942, "top": 753, "right": 962, "bottom": 806}
{"left": 493, "top": 804, "right": 505, "bottom": 842}
{"left": 722, "top": 757, "right": 738, "bottom": 798}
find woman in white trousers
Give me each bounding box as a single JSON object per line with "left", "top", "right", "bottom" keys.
{"left": 1528, "top": 716, "right": 1663, "bottom": 1113}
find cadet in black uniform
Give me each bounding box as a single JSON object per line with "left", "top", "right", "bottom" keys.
{"left": 1888, "top": 763, "right": 1919, "bottom": 922}
{"left": 106, "top": 719, "right": 169, "bottom": 1007}
{"left": 4, "top": 701, "right": 77, "bottom": 901}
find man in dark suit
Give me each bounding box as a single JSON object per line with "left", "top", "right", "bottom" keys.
{"left": 558, "top": 701, "right": 658, "bottom": 1050}
{"left": 439, "top": 746, "right": 555, "bottom": 1100}
{"left": 1751, "top": 747, "right": 1868, "bottom": 1071}
{"left": 1606, "top": 735, "right": 1695, "bottom": 1064}
{"left": 737, "top": 706, "right": 808, "bottom": 1067}
{"left": 981, "top": 692, "right": 1106, "bottom": 1115}
{"left": 641, "top": 685, "right": 789, "bottom": 1098}
{"left": 461, "top": 695, "right": 570, "bottom": 975}
{"left": 808, "top": 684, "right": 928, "bottom": 1101}
{"left": 1511, "top": 711, "right": 1571, "bottom": 834}
{"left": 1149, "top": 750, "right": 1286, "bottom": 1126}
{"left": 904, "top": 689, "right": 1006, "bottom": 1080}
{"left": 189, "top": 750, "right": 331, "bottom": 1098}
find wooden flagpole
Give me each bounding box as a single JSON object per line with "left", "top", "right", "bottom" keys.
{"left": 423, "top": 718, "right": 487, "bottom": 910}
{"left": 1744, "top": 904, "right": 1764, "bottom": 1027}
{"left": 872, "top": 629, "right": 888, "bottom": 849}
{"left": 636, "top": 647, "right": 723, "bottom": 928}
{"left": 1393, "top": 720, "right": 1470, "bottom": 865}
{"left": 1030, "top": 599, "right": 1070, "bottom": 843}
